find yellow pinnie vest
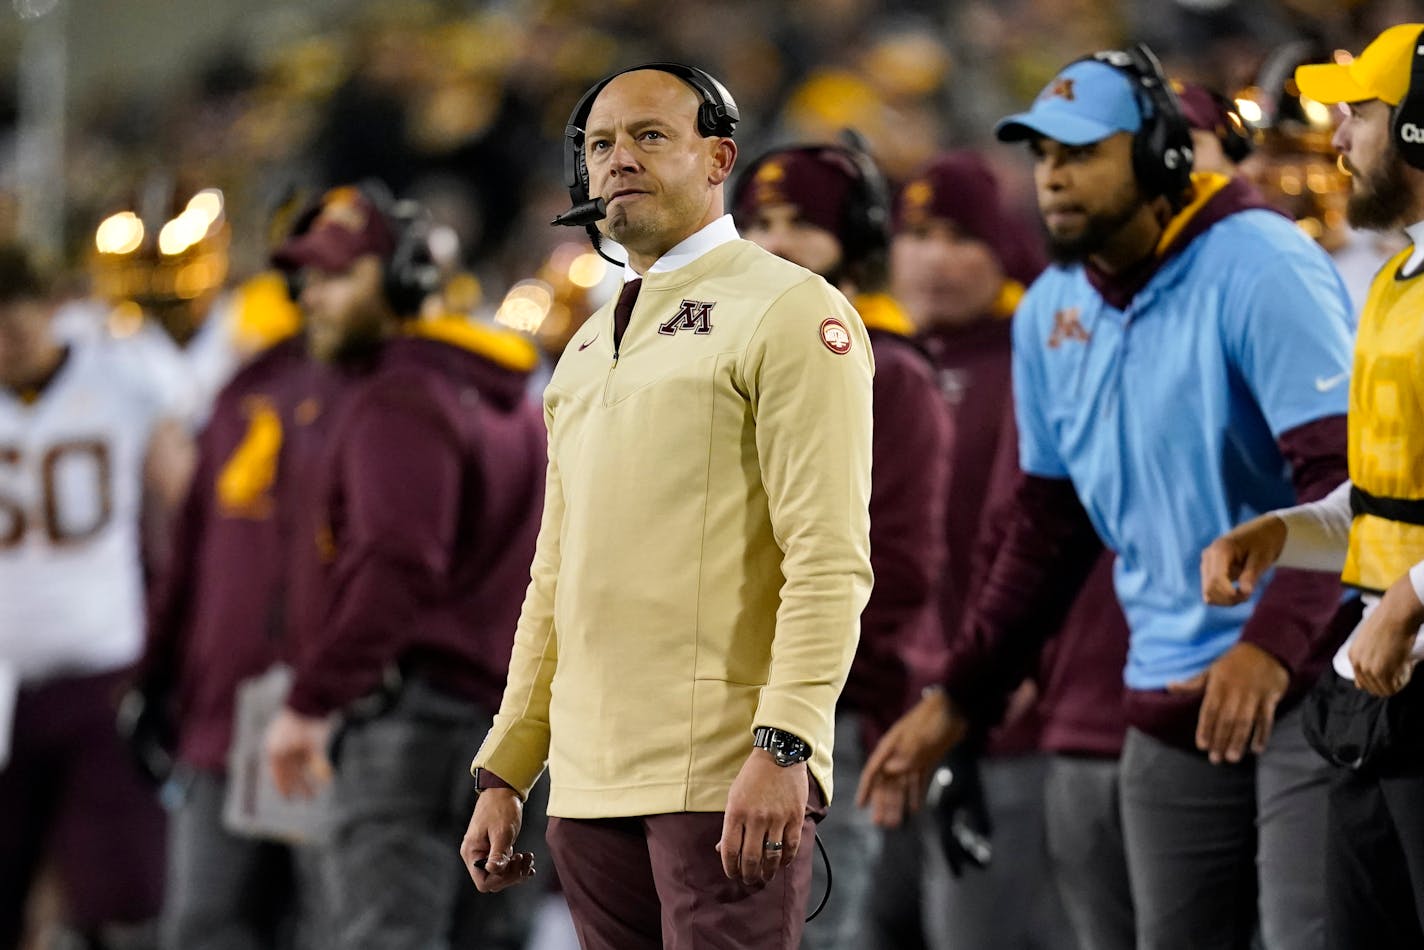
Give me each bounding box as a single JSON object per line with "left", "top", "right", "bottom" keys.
{"left": 1344, "top": 245, "right": 1424, "bottom": 591}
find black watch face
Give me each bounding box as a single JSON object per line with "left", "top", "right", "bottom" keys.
{"left": 772, "top": 731, "right": 808, "bottom": 764}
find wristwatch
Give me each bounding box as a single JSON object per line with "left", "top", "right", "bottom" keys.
{"left": 753, "top": 726, "right": 811, "bottom": 767}
{"left": 472, "top": 767, "right": 510, "bottom": 798}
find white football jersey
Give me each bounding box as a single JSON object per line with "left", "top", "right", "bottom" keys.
{"left": 0, "top": 339, "right": 172, "bottom": 681}
{"left": 53, "top": 298, "right": 204, "bottom": 425}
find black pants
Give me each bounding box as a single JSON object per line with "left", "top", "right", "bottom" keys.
{"left": 1326, "top": 674, "right": 1424, "bottom": 949}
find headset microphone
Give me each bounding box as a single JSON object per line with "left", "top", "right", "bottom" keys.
{"left": 550, "top": 197, "right": 607, "bottom": 228}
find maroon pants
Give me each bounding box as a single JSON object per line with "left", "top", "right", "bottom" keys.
{"left": 0, "top": 669, "right": 166, "bottom": 945}
{"left": 547, "top": 791, "right": 825, "bottom": 950}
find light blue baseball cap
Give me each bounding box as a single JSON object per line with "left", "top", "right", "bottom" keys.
{"left": 995, "top": 59, "right": 1143, "bottom": 146}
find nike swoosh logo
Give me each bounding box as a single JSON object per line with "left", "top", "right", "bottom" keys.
{"left": 1315, "top": 372, "right": 1348, "bottom": 392}
{"left": 578, "top": 335, "right": 598, "bottom": 352}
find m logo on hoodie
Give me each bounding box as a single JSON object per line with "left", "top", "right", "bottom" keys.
{"left": 659, "top": 300, "right": 716, "bottom": 336}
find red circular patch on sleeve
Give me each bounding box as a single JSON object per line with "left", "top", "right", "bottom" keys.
{"left": 819, "top": 317, "right": 852, "bottom": 355}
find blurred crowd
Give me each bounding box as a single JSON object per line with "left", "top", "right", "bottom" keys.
{"left": 6, "top": 1, "right": 1424, "bottom": 949}
{"left": 6, "top": 0, "right": 1420, "bottom": 329}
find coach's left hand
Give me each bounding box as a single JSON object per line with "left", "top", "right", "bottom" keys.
{"left": 1168, "top": 642, "right": 1288, "bottom": 765}
{"left": 265, "top": 707, "right": 333, "bottom": 798}
{"left": 718, "top": 751, "right": 808, "bottom": 885}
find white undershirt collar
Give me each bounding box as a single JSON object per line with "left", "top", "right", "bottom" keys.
{"left": 622, "top": 214, "right": 739, "bottom": 282}
{"left": 1402, "top": 220, "right": 1424, "bottom": 277}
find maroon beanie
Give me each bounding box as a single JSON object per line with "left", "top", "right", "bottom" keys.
{"left": 734, "top": 147, "right": 860, "bottom": 242}
{"left": 1175, "top": 81, "right": 1233, "bottom": 134}
{"left": 893, "top": 151, "right": 1044, "bottom": 285}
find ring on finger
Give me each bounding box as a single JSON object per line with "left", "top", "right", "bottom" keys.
{"left": 763, "top": 840, "right": 784, "bottom": 852}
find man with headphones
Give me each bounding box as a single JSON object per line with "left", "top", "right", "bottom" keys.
{"left": 260, "top": 184, "right": 549, "bottom": 950}
{"left": 732, "top": 141, "right": 953, "bottom": 950}
{"left": 1200, "top": 23, "right": 1424, "bottom": 947}
{"left": 461, "top": 65, "right": 873, "bottom": 949}
{"left": 860, "top": 45, "right": 1355, "bottom": 948}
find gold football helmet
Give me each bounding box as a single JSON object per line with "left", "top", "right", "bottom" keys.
{"left": 91, "top": 176, "right": 230, "bottom": 345}
{"left": 1236, "top": 42, "right": 1351, "bottom": 252}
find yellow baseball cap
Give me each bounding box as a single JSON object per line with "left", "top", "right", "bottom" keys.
{"left": 1295, "top": 23, "right": 1424, "bottom": 106}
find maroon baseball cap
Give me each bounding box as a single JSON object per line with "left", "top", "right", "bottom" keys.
{"left": 735, "top": 147, "right": 860, "bottom": 241}
{"left": 271, "top": 186, "right": 397, "bottom": 273}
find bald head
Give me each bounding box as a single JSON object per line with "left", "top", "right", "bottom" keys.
{"left": 589, "top": 70, "right": 704, "bottom": 137}
{"left": 582, "top": 69, "right": 737, "bottom": 273}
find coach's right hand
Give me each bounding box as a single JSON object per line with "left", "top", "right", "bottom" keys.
{"left": 460, "top": 789, "right": 536, "bottom": 893}
{"left": 856, "top": 687, "right": 968, "bottom": 828}
{"left": 1200, "top": 513, "right": 1288, "bottom": 606}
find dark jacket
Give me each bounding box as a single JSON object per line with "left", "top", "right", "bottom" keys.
{"left": 842, "top": 295, "right": 953, "bottom": 746}
{"left": 285, "top": 320, "right": 546, "bottom": 718}
{"left": 145, "top": 336, "right": 344, "bottom": 771}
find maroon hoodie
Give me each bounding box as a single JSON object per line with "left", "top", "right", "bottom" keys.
{"left": 843, "top": 298, "right": 954, "bottom": 747}
{"left": 144, "top": 336, "right": 345, "bottom": 772}
{"left": 974, "top": 399, "right": 1129, "bottom": 757}
{"left": 284, "top": 328, "right": 545, "bottom": 718}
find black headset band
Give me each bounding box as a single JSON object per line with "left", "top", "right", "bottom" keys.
{"left": 566, "top": 62, "right": 738, "bottom": 138}
{"left": 1086, "top": 45, "right": 1174, "bottom": 125}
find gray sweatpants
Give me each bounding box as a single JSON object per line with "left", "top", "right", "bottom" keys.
{"left": 923, "top": 754, "right": 1075, "bottom": 950}
{"left": 1044, "top": 755, "right": 1135, "bottom": 950}
{"left": 1119, "top": 705, "right": 1330, "bottom": 950}
{"left": 161, "top": 768, "right": 332, "bottom": 950}
{"left": 326, "top": 679, "right": 543, "bottom": 950}
{"left": 802, "top": 712, "right": 880, "bottom": 950}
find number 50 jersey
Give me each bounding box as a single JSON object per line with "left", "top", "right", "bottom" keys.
{"left": 0, "top": 339, "right": 175, "bottom": 681}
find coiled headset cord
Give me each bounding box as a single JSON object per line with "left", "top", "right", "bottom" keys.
{"left": 806, "top": 833, "right": 832, "bottom": 922}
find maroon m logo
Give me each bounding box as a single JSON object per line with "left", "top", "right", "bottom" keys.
{"left": 658, "top": 299, "right": 716, "bottom": 336}
{"left": 1047, "top": 307, "right": 1090, "bottom": 349}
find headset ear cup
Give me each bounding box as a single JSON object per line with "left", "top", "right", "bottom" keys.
{"left": 1132, "top": 126, "right": 1161, "bottom": 197}
{"left": 845, "top": 148, "right": 890, "bottom": 270}
{"left": 698, "top": 102, "right": 718, "bottom": 138}
{"left": 1395, "top": 98, "right": 1424, "bottom": 169}
{"left": 1213, "top": 91, "right": 1255, "bottom": 164}
{"left": 1222, "top": 125, "right": 1253, "bottom": 165}
{"left": 383, "top": 211, "right": 441, "bottom": 316}
{"left": 1121, "top": 44, "right": 1194, "bottom": 202}
{"left": 1395, "top": 31, "right": 1424, "bottom": 169}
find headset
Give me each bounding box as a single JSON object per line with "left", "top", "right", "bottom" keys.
{"left": 382, "top": 199, "right": 442, "bottom": 317}
{"left": 1087, "top": 43, "right": 1195, "bottom": 207}
{"left": 286, "top": 180, "right": 441, "bottom": 317}
{"left": 1391, "top": 27, "right": 1424, "bottom": 169}
{"left": 553, "top": 63, "right": 740, "bottom": 264}
{"left": 730, "top": 129, "right": 892, "bottom": 289}
{"left": 1209, "top": 88, "right": 1256, "bottom": 164}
